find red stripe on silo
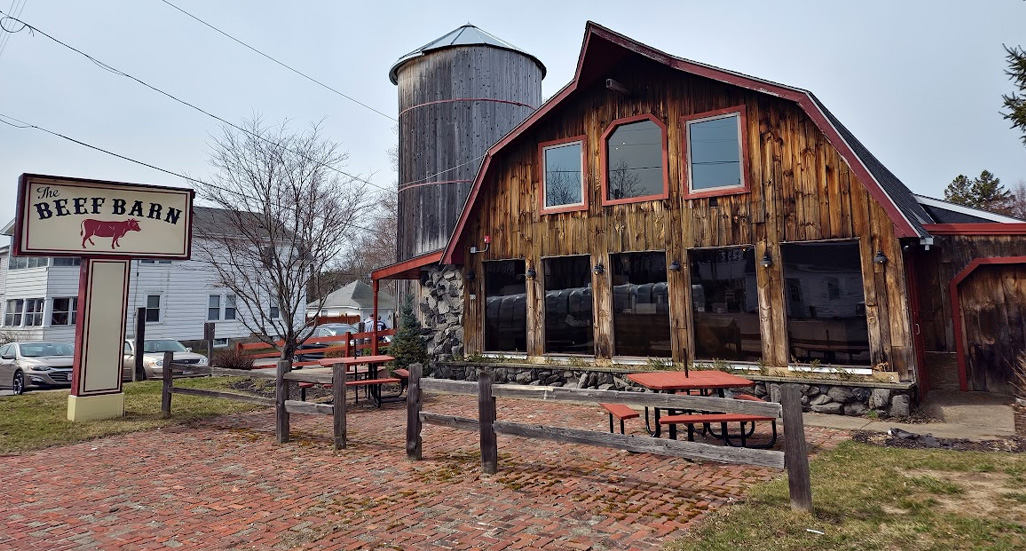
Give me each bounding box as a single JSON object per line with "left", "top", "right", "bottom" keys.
{"left": 398, "top": 98, "right": 536, "bottom": 117}
{"left": 398, "top": 179, "right": 472, "bottom": 192}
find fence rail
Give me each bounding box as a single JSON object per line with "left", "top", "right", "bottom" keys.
{"left": 406, "top": 364, "right": 812, "bottom": 511}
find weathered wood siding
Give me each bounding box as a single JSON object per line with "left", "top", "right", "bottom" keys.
{"left": 396, "top": 46, "right": 543, "bottom": 260}
{"left": 459, "top": 56, "right": 914, "bottom": 380}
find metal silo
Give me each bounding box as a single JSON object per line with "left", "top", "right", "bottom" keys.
{"left": 390, "top": 24, "right": 545, "bottom": 260}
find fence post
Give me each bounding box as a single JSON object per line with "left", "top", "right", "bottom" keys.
{"left": 781, "top": 384, "right": 812, "bottom": 512}
{"left": 406, "top": 363, "right": 423, "bottom": 460}
{"left": 161, "top": 351, "right": 173, "bottom": 418}
{"left": 134, "top": 308, "right": 146, "bottom": 382}
{"left": 332, "top": 363, "right": 347, "bottom": 450}
{"left": 275, "top": 358, "right": 291, "bottom": 444}
{"left": 478, "top": 369, "right": 497, "bottom": 475}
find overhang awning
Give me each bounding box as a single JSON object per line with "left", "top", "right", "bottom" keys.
{"left": 371, "top": 249, "right": 444, "bottom": 281}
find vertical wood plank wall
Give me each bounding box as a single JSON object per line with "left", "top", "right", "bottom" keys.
{"left": 459, "top": 57, "right": 915, "bottom": 380}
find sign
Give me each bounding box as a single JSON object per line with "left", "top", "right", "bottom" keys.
{"left": 14, "top": 174, "right": 194, "bottom": 259}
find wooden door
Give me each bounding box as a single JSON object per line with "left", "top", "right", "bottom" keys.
{"left": 957, "top": 263, "right": 1026, "bottom": 394}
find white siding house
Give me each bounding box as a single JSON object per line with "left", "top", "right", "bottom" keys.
{"left": 0, "top": 207, "right": 306, "bottom": 345}
{"left": 307, "top": 280, "right": 396, "bottom": 327}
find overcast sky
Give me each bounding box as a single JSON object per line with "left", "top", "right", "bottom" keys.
{"left": 1, "top": 1, "right": 1024, "bottom": 241}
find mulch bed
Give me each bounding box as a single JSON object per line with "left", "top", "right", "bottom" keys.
{"left": 1015, "top": 402, "right": 1026, "bottom": 436}
{"left": 852, "top": 429, "right": 1026, "bottom": 453}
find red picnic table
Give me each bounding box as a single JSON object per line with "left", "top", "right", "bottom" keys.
{"left": 314, "top": 355, "right": 402, "bottom": 407}
{"left": 626, "top": 370, "right": 756, "bottom": 438}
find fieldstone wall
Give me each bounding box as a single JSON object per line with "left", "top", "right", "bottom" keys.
{"left": 419, "top": 265, "right": 465, "bottom": 358}
{"left": 432, "top": 362, "right": 916, "bottom": 418}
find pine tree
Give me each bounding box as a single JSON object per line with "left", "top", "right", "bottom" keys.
{"left": 1002, "top": 44, "right": 1026, "bottom": 146}
{"left": 944, "top": 174, "right": 974, "bottom": 205}
{"left": 971, "top": 170, "right": 1012, "bottom": 213}
{"left": 388, "top": 294, "right": 427, "bottom": 370}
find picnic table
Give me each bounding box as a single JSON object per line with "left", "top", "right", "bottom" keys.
{"left": 626, "top": 370, "right": 756, "bottom": 438}
{"left": 314, "top": 355, "right": 402, "bottom": 407}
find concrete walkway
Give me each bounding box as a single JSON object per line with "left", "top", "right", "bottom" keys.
{"left": 804, "top": 390, "right": 1018, "bottom": 440}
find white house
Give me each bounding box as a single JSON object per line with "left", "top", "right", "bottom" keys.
{"left": 307, "top": 280, "right": 396, "bottom": 327}
{"left": 0, "top": 207, "right": 305, "bottom": 347}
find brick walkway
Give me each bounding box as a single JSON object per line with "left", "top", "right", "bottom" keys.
{"left": 0, "top": 395, "right": 848, "bottom": 550}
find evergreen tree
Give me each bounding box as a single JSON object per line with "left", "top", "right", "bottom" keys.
{"left": 944, "top": 174, "right": 974, "bottom": 205}
{"left": 389, "top": 294, "right": 427, "bottom": 370}
{"left": 943, "top": 171, "right": 1012, "bottom": 214}
{"left": 1002, "top": 44, "right": 1026, "bottom": 146}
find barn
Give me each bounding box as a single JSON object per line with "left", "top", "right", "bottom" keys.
{"left": 374, "top": 22, "right": 1026, "bottom": 403}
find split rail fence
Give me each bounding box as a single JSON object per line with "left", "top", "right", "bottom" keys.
{"left": 405, "top": 364, "right": 813, "bottom": 511}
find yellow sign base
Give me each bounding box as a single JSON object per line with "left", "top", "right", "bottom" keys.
{"left": 67, "top": 393, "right": 125, "bottom": 422}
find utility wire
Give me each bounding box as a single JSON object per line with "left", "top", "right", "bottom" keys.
{"left": 0, "top": 0, "right": 27, "bottom": 60}
{"left": 0, "top": 112, "right": 379, "bottom": 234}
{"left": 0, "top": 9, "right": 392, "bottom": 196}
{"left": 158, "top": 0, "right": 396, "bottom": 123}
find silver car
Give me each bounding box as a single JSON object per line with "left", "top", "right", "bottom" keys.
{"left": 0, "top": 341, "right": 75, "bottom": 395}
{"left": 122, "top": 339, "right": 208, "bottom": 380}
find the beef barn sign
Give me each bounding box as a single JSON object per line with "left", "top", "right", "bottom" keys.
{"left": 13, "top": 174, "right": 194, "bottom": 422}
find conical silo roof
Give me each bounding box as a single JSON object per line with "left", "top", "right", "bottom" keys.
{"left": 389, "top": 24, "right": 546, "bottom": 84}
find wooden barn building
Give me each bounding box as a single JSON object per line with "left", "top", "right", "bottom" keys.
{"left": 375, "top": 22, "right": 1026, "bottom": 399}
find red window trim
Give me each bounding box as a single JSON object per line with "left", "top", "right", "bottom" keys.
{"left": 680, "top": 105, "right": 751, "bottom": 200}
{"left": 537, "top": 135, "right": 589, "bottom": 215}
{"left": 600, "top": 114, "right": 670, "bottom": 207}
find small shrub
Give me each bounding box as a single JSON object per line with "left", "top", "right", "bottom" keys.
{"left": 390, "top": 295, "right": 428, "bottom": 370}
{"left": 213, "top": 348, "right": 255, "bottom": 370}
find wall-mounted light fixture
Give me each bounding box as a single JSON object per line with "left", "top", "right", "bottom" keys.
{"left": 525, "top": 267, "right": 536, "bottom": 279}
{"left": 605, "top": 78, "right": 631, "bottom": 96}
{"left": 469, "top": 234, "right": 491, "bottom": 254}
{"left": 760, "top": 252, "right": 773, "bottom": 268}
{"left": 874, "top": 251, "right": 888, "bottom": 265}
{"left": 668, "top": 260, "right": 681, "bottom": 272}
{"left": 593, "top": 263, "right": 605, "bottom": 275}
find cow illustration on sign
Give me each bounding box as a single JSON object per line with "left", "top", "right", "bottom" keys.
{"left": 80, "top": 218, "right": 142, "bottom": 249}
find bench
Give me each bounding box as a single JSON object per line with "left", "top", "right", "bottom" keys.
{"left": 659, "top": 412, "right": 778, "bottom": 448}
{"left": 391, "top": 368, "right": 410, "bottom": 395}
{"left": 600, "top": 403, "right": 639, "bottom": 434}
{"left": 298, "top": 377, "right": 402, "bottom": 407}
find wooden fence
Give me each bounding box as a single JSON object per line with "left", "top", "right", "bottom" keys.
{"left": 236, "top": 328, "right": 395, "bottom": 366}
{"left": 405, "top": 364, "right": 813, "bottom": 511}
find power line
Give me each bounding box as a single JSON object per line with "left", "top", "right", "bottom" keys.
{"left": 0, "top": 0, "right": 27, "bottom": 60}
{"left": 0, "top": 112, "right": 379, "bottom": 234}
{"left": 0, "top": 9, "right": 392, "bottom": 196}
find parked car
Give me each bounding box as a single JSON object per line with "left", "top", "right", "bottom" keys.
{"left": 296, "top": 323, "right": 360, "bottom": 361}
{"left": 0, "top": 341, "right": 75, "bottom": 395}
{"left": 122, "top": 339, "right": 208, "bottom": 380}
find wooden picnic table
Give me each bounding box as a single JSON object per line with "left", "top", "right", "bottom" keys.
{"left": 315, "top": 355, "right": 399, "bottom": 407}
{"left": 626, "top": 370, "right": 756, "bottom": 438}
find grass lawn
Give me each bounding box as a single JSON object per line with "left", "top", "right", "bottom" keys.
{"left": 0, "top": 377, "right": 273, "bottom": 455}
{"left": 669, "top": 440, "right": 1026, "bottom": 551}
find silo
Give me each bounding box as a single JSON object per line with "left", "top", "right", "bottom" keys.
{"left": 390, "top": 24, "right": 545, "bottom": 260}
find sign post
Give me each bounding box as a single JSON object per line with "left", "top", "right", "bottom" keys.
{"left": 13, "top": 174, "right": 193, "bottom": 422}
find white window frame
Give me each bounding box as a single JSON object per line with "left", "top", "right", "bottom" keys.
{"left": 23, "top": 298, "right": 45, "bottom": 327}
{"left": 145, "top": 294, "right": 162, "bottom": 323}
{"left": 212, "top": 337, "right": 229, "bottom": 348}
{"left": 208, "top": 294, "right": 221, "bottom": 321}
{"left": 51, "top": 297, "right": 78, "bottom": 326}
{"left": 541, "top": 139, "right": 586, "bottom": 212}
{"left": 4, "top": 299, "right": 24, "bottom": 326}
{"left": 224, "top": 294, "right": 237, "bottom": 320}
{"left": 684, "top": 112, "right": 746, "bottom": 195}
{"left": 269, "top": 300, "right": 280, "bottom": 320}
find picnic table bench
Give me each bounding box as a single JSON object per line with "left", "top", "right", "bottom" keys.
{"left": 310, "top": 355, "right": 403, "bottom": 407}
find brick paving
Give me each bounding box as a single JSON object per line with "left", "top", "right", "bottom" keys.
{"left": 0, "top": 395, "right": 848, "bottom": 550}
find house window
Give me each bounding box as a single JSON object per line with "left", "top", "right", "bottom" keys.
{"left": 8, "top": 256, "right": 47, "bottom": 269}
{"left": 225, "top": 295, "right": 237, "bottom": 320}
{"left": 683, "top": 107, "right": 748, "bottom": 198}
{"left": 542, "top": 256, "right": 593, "bottom": 354}
{"left": 484, "top": 259, "right": 527, "bottom": 352}
{"left": 602, "top": 115, "right": 668, "bottom": 204}
{"left": 689, "top": 247, "right": 762, "bottom": 362}
{"left": 51, "top": 298, "right": 78, "bottom": 326}
{"left": 52, "top": 257, "right": 81, "bottom": 267}
{"left": 4, "top": 299, "right": 23, "bottom": 326}
{"left": 269, "top": 301, "right": 280, "bottom": 319}
{"left": 610, "top": 252, "right": 671, "bottom": 357}
{"left": 23, "top": 298, "right": 44, "bottom": 327}
{"left": 208, "top": 295, "right": 221, "bottom": 321}
{"left": 781, "top": 241, "right": 869, "bottom": 366}
{"left": 145, "top": 295, "right": 161, "bottom": 323}
{"left": 139, "top": 259, "right": 172, "bottom": 265}
{"left": 540, "top": 137, "right": 586, "bottom": 213}
{"left": 212, "top": 338, "right": 229, "bottom": 348}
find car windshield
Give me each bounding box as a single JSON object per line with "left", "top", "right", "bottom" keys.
{"left": 20, "top": 342, "right": 74, "bottom": 357}
{"left": 318, "top": 324, "right": 357, "bottom": 336}
{"left": 143, "top": 340, "right": 188, "bottom": 353}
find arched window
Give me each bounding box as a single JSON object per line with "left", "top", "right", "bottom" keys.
{"left": 601, "top": 115, "right": 668, "bottom": 205}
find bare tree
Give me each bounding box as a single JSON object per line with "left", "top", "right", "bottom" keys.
{"left": 1010, "top": 180, "right": 1026, "bottom": 221}
{"left": 195, "top": 117, "right": 369, "bottom": 359}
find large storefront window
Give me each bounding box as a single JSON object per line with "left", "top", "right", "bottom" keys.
{"left": 543, "top": 256, "right": 593, "bottom": 354}
{"left": 689, "top": 247, "right": 762, "bottom": 362}
{"left": 484, "top": 260, "right": 527, "bottom": 352}
{"left": 781, "top": 241, "right": 869, "bottom": 366}
{"left": 611, "top": 252, "right": 670, "bottom": 357}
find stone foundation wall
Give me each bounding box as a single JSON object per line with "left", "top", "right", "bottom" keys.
{"left": 419, "top": 265, "right": 465, "bottom": 358}
{"left": 432, "top": 362, "right": 915, "bottom": 418}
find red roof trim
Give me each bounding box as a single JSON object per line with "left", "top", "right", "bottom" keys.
{"left": 441, "top": 22, "right": 920, "bottom": 263}
{"left": 923, "top": 223, "right": 1026, "bottom": 236}
{"left": 372, "top": 250, "right": 443, "bottom": 281}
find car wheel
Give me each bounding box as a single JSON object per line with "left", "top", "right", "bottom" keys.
{"left": 12, "top": 371, "right": 24, "bottom": 395}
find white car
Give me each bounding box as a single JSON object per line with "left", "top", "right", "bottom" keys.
{"left": 122, "top": 339, "right": 208, "bottom": 380}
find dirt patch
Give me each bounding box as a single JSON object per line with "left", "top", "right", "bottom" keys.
{"left": 1015, "top": 403, "right": 1026, "bottom": 437}
{"left": 853, "top": 430, "right": 1026, "bottom": 453}
{"left": 904, "top": 469, "right": 1026, "bottom": 522}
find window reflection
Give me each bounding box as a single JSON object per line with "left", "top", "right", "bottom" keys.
{"left": 606, "top": 119, "right": 664, "bottom": 200}
{"left": 687, "top": 113, "right": 743, "bottom": 192}
{"left": 611, "top": 252, "right": 670, "bottom": 357}
{"left": 689, "top": 247, "right": 762, "bottom": 362}
{"left": 543, "top": 256, "right": 593, "bottom": 354}
{"left": 781, "top": 241, "right": 869, "bottom": 366}
{"left": 543, "top": 142, "right": 583, "bottom": 208}
{"left": 484, "top": 260, "right": 527, "bottom": 352}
